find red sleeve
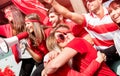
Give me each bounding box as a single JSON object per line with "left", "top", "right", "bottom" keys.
{"left": 11, "top": 45, "right": 20, "bottom": 63}
{"left": 48, "top": 64, "right": 84, "bottom": 76}
{"left": 48, "top": 61, "right": 100, "bottom": 76}
{"left": 0, "top": 24, "right": 12, "bottom": 38}
{"left": 17, "top": 32, "right": 28, "bottom": 40}
{"left": 82, "top": 60, "right": 101, "bottom": 76}
{"left": 66, "top": 38, "right": 88, "bottom": 54}
{"left": 32, "top": 41, "right": 48, "bottom": 59}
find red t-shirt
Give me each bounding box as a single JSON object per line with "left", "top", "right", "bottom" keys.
{"left": 48, "top": 60, "right": 111, "bottom": 76}
{"left": 66, "top": 38, "right": 116, "bottom": 76}
{"left": 28, "top": 39, "right": 48, "bottom": 59}
{"left": 64, "top": 19, "right": 88, "bottom": 37}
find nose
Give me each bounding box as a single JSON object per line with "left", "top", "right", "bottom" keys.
{"left": 111, "top": 10, "right": 118, "bottom": 19}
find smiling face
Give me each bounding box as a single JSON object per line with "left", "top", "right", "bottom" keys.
{"left": 4, "top": 8, "right": 13, "bottom": 22}
{"left": 86, "top": 0, "right": 101, "bottom": 12}
{"left": 49, "top": 12, "right": 61, "bottom": 27}
{"left": 25, "top": 20, "right": 34, "bottom": 33}
{"left": 109, "top": 1, "right": 120, "bottom": 23}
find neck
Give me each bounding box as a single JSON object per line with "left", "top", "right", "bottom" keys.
{"left": 93, "top": 5, "right": 104, "bottom": 19}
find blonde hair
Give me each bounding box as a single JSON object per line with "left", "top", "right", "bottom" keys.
{"left": 46, "top": 24, "right": 69, "bottom": 51}
{"left": 25, "top": 13, "right": 46, "bottom": 47}
{"left": 46, "top": 32, "right": 59, "bottom": 51}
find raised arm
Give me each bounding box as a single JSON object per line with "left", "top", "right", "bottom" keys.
{"left": 44, "top": 0, "right": 85, "bottom": 25}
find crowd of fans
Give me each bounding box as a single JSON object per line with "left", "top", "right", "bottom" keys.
{"left": 0, "top": 0, "right": 120, "bottom": 76}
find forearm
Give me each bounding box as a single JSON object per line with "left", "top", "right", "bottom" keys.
{"left": 83, "top": 60, "right": 101, "bottom": 76}
{"left": 83, "top": 51, "right": 106, "bottom": 76}
{"left": 27, "top": 47, "right": 42, "bottom": 62}
{"left": 42, "top": 67, "right": 58, "bottom": 76}
{"left": 51, "top": 0, "right": 73, "bottom": 20}
{"left": 43, "top": 60, "right": 58, "bottom": 75}
{"left": 50, "top": 0, "right": 84, "bottom": 25}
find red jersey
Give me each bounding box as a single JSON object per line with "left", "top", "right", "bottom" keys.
{"left": 28, "top": 39, "right": 48, "bottom": 59}
{"left": 66, "top": 38, "right": 116, "bottom": 76}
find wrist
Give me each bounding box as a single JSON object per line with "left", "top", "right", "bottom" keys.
{"left": 50, "top": 0, "right": 56, "bottom": 5}
{"left": 95, "top": 57, "right": 103, "bottom": 63}
{"left": 43, "top": 69, "right": 47, "bottom": 76}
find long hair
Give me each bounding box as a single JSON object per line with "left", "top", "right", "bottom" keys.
{"left": 4, "top": 4, "right": 25, "bottom": 35}
{"left": 46, "top": 32, "right": 59, "bottom": 51}
{"left": 25, "top": 13, "right": 46, "bottom": 47}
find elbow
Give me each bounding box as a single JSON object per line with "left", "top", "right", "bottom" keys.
{"left": 45, "top": 60, "right": 63, "bottom": 74}
{"left": 35, "top": 58, "right": 42, "bottom": 63}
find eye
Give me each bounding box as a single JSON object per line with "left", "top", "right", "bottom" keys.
{"left": 25, "top": 22, "right": 31, "bottom": 26}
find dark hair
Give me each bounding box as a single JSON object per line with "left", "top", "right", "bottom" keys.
{"left": 47, "top": 7, "right": 60, "bottom": 16}
{"left": 53, "top": 24, "right": 70, "bottom": 32}
{"left": 4, "top": 4, "right": 25, "bottom": 35}
{"left": 109, "top": 0, "right": 120, "bottom": 6}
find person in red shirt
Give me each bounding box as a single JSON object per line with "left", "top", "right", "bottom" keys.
{"left": 42, "top": 24, "right": 116, "bottom": 76}
{"left": 3, "top": 5, "right": 42, "bottom": 76}
{"left": 24, "top": 13, "right": 49, "bottom": 76}
{"left": 43, "top": 0, "right": 120, "bottom": 73}
{"left": 45, "top": 7, "right": 94, "bottom": 45}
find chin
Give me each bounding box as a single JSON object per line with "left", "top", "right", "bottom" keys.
{"left": 115, "top": 19, "right": 120, "bottom": 23}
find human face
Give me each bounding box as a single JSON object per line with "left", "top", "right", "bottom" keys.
{"left": 4, "top": 8, "right": 13, "bottom": 22}
{"left": 86, "top": 0, "right": 101, "bottom": 12}
{"left": 25, "top": 20, "right": 34, "bottom": 33}
{"left": 49, "top": 12, "right": 60, "bottom": 27}
{"left": 109, "top": 2, "right": 120, "bottom": 23}
{"left": 54, "top": 27, "right": 71, "bottom": 47}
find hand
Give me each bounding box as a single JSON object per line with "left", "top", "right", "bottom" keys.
{"left": 44, "top": 51, "right": 59, "bottom": 63}
{"left": 25, "top": 44, "right": 31, "bottom": 51}
{"left": 48, "top": 50, "right": 60, "bottom": 60}
{"left": 96, "top": 51, "right": 106, "bottom": 63}
{"left": 41, "top": 69, "right": 47, "bottom": 76}
{"left": 44, "top": 0, "right": 55, "bottom": 4}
